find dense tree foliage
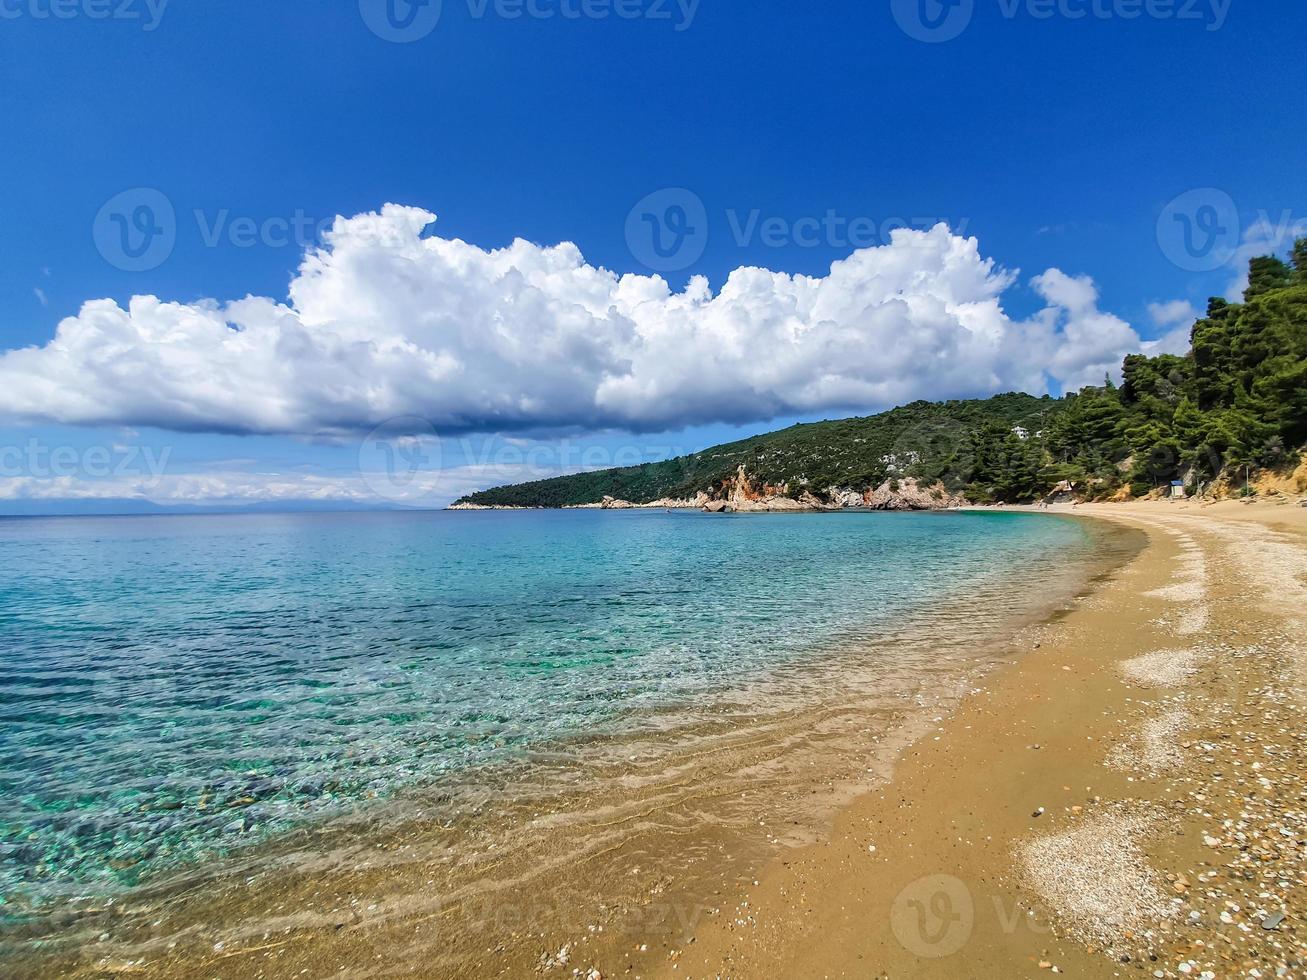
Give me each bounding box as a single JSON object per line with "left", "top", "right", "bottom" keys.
{"left": 458, "top": 394, "right": 1061, "bottom": 507}
{"left": 459, "top": 245, "right": 1307, "bottom": 507}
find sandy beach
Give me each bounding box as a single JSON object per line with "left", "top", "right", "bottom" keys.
{"left": 653, "top": 499, "right": 1307, "bottom": 979}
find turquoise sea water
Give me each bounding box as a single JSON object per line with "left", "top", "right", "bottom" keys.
{"left": 0, "top": 509, "right": 1100, "bottom": 922}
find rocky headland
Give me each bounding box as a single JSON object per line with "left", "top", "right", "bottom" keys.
{"left": 449, "top": 464, "right": 964, "bottom": 513}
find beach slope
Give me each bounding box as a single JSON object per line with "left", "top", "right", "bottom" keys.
{"left": 659, "top": 500, "right": 1307, "bottom": 979}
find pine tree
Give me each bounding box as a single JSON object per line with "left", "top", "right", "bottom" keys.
{"left": 1244, "top": 255, "right": 1293, "bottom": 300}
{"left": 1292, "top": 237, "right": 1307, "bottom": 283}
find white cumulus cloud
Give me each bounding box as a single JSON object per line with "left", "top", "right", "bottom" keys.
{"left": 0, "top": 205, "right": 1159, "bottom": 437}
{"left": 1147, "top": 299, "right": 1200, "bottom": 329}
{"left": 1142, "top": 299, "right": 1200, "bottom": 357}
{"left": 1223, "top": 213, "right": 1307, "bottom": 301}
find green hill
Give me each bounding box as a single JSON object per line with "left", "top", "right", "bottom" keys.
{"left": 457, "top": 243, "right": 1307, "bottom": 508}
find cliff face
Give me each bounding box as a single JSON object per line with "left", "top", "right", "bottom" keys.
{"left": 698, "top": 466, "right": 963, "bottom": 513}
{"left": 714, "top": 465, "right": 812, "bottom": 512}
{"left": 865, "top": 477, "right": 966, "bottom": 510}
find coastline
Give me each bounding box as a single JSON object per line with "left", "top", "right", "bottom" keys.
{"left": 11, "top": 500, "right": 1304, "bottom": 979}
{"left": 6, "top": 511, "right": 1132, "bottom": 980}
{"left": 653, "top": 498, "right": 1307, "bottom": 979}
{"left": 450, "top": 471, "right": 969, "bottom": 513}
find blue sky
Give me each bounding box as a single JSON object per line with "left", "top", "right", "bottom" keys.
{"left": 0, "top": 0, "right": 1303, "bottom": 511}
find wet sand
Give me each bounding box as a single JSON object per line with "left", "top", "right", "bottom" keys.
{"left": 655, "top": 499, "right": 1307, "bottom": 979}
{"left": 15, "top": 500, "right": 1306, "bottom": 979}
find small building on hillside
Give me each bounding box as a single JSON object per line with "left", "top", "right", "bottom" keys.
{"left": 1170, "top": 480, "right": 1185, "bottom": 499}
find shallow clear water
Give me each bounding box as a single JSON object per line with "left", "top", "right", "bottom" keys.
{"left": 0, "top": 508, "right": 1096, "bottom": 918}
